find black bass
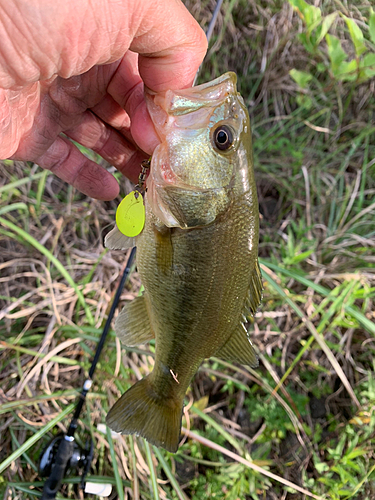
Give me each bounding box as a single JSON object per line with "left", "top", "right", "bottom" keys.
{"left": 105, "top": 72, "right": 262, "bottom": 452}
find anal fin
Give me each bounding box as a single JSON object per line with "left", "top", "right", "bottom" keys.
{"left": 115, "top": 295, "right": 154, "bottom": 346}
{"left": 216, "top": 323, "right": 258, "bottom": 367}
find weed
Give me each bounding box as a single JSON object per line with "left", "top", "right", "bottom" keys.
{"left": 1, "top": 1, "right": 375, "bottom": 499}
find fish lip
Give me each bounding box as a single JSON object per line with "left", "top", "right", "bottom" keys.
{"left": 145, "top": 72, "right": 238, "bottom": 120}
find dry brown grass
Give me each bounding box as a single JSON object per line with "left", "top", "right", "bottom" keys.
{"left": 1, "top": 1, "right": 375, "bottom": 498}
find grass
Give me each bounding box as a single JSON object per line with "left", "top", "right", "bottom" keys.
{"left": 1, "top": 0, "right": 375, "bottom": 499}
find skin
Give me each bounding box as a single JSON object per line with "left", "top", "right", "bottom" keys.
{"left": 0, "top": 0, "right": 207, "bottom": 199}
{"left": 106, "top": 75, "right": 262, "bottom": 452}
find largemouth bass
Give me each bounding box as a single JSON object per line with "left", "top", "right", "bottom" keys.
{"left": 105, "top": 72, "right": 262, "bottom": 453}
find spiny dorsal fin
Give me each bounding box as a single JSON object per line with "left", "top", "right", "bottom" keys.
{"left": 115, "top": 295, "right": 154, "bottom": 347}
{"left": 215, "top": 323, "right": 258, "bottom": 367}
{"left": 244, "top": 259, "right": 263, "bottom": 318}
{"left": 105, "top": 225, "right": 135, "bottom": 250}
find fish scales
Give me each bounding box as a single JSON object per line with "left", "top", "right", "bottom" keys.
{"left": 105, "top": 72, "right": 262, "bottom": 452}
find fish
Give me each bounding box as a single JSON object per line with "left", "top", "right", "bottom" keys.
{"left": 105, "top": 72, "right": 262, "bottom": 453}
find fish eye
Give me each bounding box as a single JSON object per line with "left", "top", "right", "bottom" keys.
{"left": 213, "top": 125, "right": 234, "bottom": 151}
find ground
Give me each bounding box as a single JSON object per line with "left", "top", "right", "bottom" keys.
{"left": 1, "top": 0, "right": 375, "bottom": 499}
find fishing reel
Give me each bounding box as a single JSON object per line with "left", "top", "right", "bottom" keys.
{"left": 38, "top": 432, "right": 94, "bottom": 484}
{"left": 38, "top": 432, "right": 111, "bottom": 498}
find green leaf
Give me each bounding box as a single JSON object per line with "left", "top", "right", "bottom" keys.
{"left": 370, "top": 8, "right": 375, "bottom": 44}
{"left": 345, "top": 448, "right": 367, "bottom": 460}
{"left": 315, "top": 461, "right": 330, "bottom": 473}
{"left": 337, "top": 59, "right": 359, "bottom": 81}
{"left": 317, "top": 12, "right": 337, "bottom": 44}
{"left": 288, "top": 0, "right": 321, "bottom": 30}
{"left": 289, "top": 69, "right": 313, "bottom": 88}
{"left": 296, "top": 94, "right": 313, "bottom": 110}
{"left": 343, "top": 15, "right": 367, "bottom": 57}
{"left": 359, "top": 52, "right": 375, "bottom": 80}
{"left": 290, "top": 249, "right": 315, "bottom": 264}
{"left": 326, "top": 34, "right": 348, "bottom": 76}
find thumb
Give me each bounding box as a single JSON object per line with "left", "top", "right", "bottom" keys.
{"left": 130, "top": 0, "right": 207, "bottom": 92}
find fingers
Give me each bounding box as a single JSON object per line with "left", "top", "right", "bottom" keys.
{"left": 107, "top": 52, "right": 160, "bottom": 155}
{"left": 65, "top": 109, "right": 147, "bottom": 183}
{"left": 35, "top": 135, "right": 120, "bottom": 200}
{"left": 90, "top": 94, "right": 132, "bottom": 139}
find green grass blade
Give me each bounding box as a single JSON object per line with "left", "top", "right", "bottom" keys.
{"left": 0, "top": 341, "right": 84, "bottom": 367}
{"left": 106, "top": 427, "right": 125, "bottom": 500}
{"left": 153, "top": 447, "right": 188, "bottom": 500}
{"left": 0, "top": 202, "right": 28, "bottom": 215}
{"left": 0, "top": 390, "right": 81, "bottom": 414}
{"left": 0, "top": 403, "right": 75, "bottom": 474}
{"left": 143, "top": 440, "right": 160, "bottom": 500}
{"left": 129, "top": 436, "right": 140, "bottom": 500}
{"left": 261, "top": 265, "right": 361, "bottom": 408}
{"left": 9, "top": 428, "right": 38, "bottom": 472}
{"left": 0, "top": 171, "right": 50, "bottom": 194}
{"left": 35, "top": 170, "right": 49, "bottom": 215}
{"left": 260, "top": 260, "right": 375, "bottom": 336}
{"left": 191, "top": 405, "right": 243, "bottom": 454}
{"left": 0, "top": 216, "right": 94, "bottom": 325}
{"left": 272, "top": 335, "right": 316, "bottom": 394}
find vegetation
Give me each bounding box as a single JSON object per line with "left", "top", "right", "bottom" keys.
{"left": 1, "top": 0, "right": 374, "bottom": 498}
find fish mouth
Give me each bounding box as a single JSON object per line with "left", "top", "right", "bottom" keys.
{"left": 145, "top": 72, "right": 238, "bottom": 141}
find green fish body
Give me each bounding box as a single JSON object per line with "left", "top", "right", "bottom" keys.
{"left": 105, "top": 72, "right": 262, "bottom": 452}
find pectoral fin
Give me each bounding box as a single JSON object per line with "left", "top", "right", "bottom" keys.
{"left": 216, "top": 323, "right": 258, "bottom": 367}
{"left": 154, "top": 226, "right": 173, "bottom": 274}
{"left": 115, "top": 295, "right": 154, "bottom": 346}
{"left": 105, "top": 225, "right": 135, "bottom": 250}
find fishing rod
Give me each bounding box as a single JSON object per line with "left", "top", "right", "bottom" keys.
{"left": 193, "top": 0, "right": 224, "bottom": 85}
{"left": 38, "top": 2, "right": 223, "bottom": 497}
{"left": 39, "top": 247, "right": 136, "bottom": 499}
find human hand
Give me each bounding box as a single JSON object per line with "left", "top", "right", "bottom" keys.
{"left": 0, "top": 0, "right": 207, "bottom": 200}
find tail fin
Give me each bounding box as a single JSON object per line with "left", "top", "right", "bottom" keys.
{"left": 106, "top": 376, "right": 183, "bottom": 453}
